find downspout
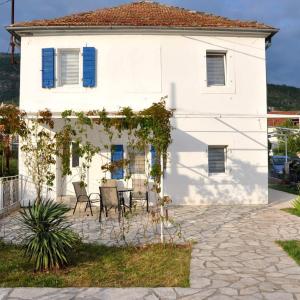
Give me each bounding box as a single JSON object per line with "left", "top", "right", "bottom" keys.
{"left": 265, "top": 36, "right": 272, "bottom": 49}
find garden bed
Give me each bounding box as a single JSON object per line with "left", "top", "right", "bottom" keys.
{"left": 281, "top": 208, "right": 300, "bottom": 217}
{"left": 0, "top": 241, "right": 191, "bottom": 288}
{"left": 277, "top": 240, "right": 300, "bottom": 265}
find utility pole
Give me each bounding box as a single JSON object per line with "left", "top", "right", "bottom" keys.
{"left": 10, "top": 0, "right": 15, "bottom": 64}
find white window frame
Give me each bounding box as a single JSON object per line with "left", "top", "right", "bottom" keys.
{"left": 206, "top": 51, "right": 227, "bottom": 87}
{"left": 57, "top": 48, "right": 81, "bottom": 87}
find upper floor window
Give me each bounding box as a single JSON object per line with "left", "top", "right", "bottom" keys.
{"left": 42, "top": 47, "right": 96, "bottom": 89}
{"left": 208, "top": 146, "right": 227, "bottom": 174}
{"left": 206, "top": 52, "right": 226, "bottom": 87}
{"left": 58, "top": 49, "right": 80, "bottom": 86}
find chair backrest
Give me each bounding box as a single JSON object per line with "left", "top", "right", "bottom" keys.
{"left": 132, "top": 179, "right": 147, "bottom": 194}
{"left": 100, "top": 186, "right": 119, "bottom": 207}
{"left": 102, "top": 179, "right": 117, "bottom": 187}
{"left": 73, "top": 182, "right": 88, "bottom": 198}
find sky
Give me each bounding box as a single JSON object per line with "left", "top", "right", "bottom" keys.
{"left": 0, "top": 0, "right": 299, "bottom": 87}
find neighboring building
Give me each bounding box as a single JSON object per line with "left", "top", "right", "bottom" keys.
{"left": 7, "top": 1, "right": 278, "bottom": 205}
{"left": 268, "top": 111, "right": 300, "bottom": 127}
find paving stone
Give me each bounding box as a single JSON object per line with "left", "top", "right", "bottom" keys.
{"left": 173, "top": 288, "right": 202, "bottom": 297}
{"left": 262, "top": 292, "right": 294, "bottom": 300}
{"left": 94, "top": 288, "right": 151, "bottom": 300}
{"left": 144, "top": 294, "right": 159, "bottom": 300}
{"left": 182, "top": 289, "right": 216, "bottom": 300}
{"left": 8, "top": 288, "right": 61, "bottom": 299}
{"left": 190, "top": 277, "right": 210, "bottom": 288}
{"left": 210, "top": 280, "right": 230, "bottom": 288}
{"left": 2, "top": 191, "right": 300, "bottom": 298}
{"left": 151, "top": 288, "right": 177, "bottom": 299}
{"left": 240, "top": 286, "right": 259, "bottom": 295}
{"left": 207, "top": 295, "right": 232, "bottom": 300}
{"left": 0, "top": 289, "right": 12, "bottom": 300}
{"left": 218, "top": 287, "right": 238, "bottom": 296}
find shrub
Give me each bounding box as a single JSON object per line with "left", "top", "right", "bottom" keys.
{"left": 19, "top": 199, "right": 78, "bottom": 272}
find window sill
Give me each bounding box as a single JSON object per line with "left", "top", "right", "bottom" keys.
{"left": 202, "top": 84, "right": 235, "bottom": 95}
{"left": 208, "top": 170, "right": 231, "bottom": 178}
{"left": 49, "top": 86, "right": 92, "bottom": 93}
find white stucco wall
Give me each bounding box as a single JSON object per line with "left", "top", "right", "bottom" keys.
{"left": 19, "top": 32, "right": 269, "bottom": 205}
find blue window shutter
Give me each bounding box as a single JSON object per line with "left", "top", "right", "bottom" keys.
{"left": 83, "top": 47, "right": 96, "bottom": 87}
{"left": 151, "top": 146, "right": 157, "bottom": 169}
{"left": 111, "top": 145, "right": 124, "bottom": 179}
{"left": 42, "top": 48, "right": 55, "bottom": 88}
{"left": 151, "top": 146, "right": 160, "bottom": 178}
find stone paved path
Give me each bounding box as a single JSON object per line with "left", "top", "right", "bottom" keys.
{"left": 1, "top": 189, "right": 300, "bottom": 299}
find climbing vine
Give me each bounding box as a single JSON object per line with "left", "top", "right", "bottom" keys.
{"left": 1, "top": 99, "right": 173, "bottom": 215}
{"left": 0, "top": 99, "right": 175, "bottom": 242}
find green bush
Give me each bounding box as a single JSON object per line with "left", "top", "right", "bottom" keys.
{"left": 19, "top": 199, "right": 78, "bottom": 272}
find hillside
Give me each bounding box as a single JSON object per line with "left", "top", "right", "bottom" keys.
{"left": 0, "top": 53, "right": 19, "bottom": 105}
{"left": 0, "top": 52, "right": 299, "bottom": 110}
{"left": 268, "top": 84, "right": 300, "bottom": 110}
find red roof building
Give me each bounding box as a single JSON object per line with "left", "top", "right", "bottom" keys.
{"left": 268, "top": 111, "right": 300, "bottom": 127}
{"left": 10, "top": 1, "right": 276, "bottom": 32}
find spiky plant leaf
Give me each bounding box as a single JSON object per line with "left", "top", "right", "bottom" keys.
{"left": 19, "top": 199, "right": 78, "bottom": 272}
{"left": 292, "top": 196, "right": 300, "bottom": 212}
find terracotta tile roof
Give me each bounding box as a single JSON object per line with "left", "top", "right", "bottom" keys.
{"left": 11, "top": 1, "right": 275, "bottom": 32}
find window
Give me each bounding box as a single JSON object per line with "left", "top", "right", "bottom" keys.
{"left": 111, "top": 145, "right": 124, "bottom": 180}
{"left": 208, "top": 146, "right": 227, "bottom": 174}
{"left": 59, "top": 49, "right": 80, "bottom": 86}
{"left": 72, "top": 142, "right": 80, "bottom": 168}
{"left": 129, "top": 147, "right": 145, "bottom": 174}
{"left": 206, "top": 52, "right": 226, "bottom": 86}
{"left": 42, "top": 47, "right": 96, "bottom": 89}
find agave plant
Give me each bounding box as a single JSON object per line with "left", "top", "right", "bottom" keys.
{"left": 19, "top": 199, "right": 78, "bottom": 271}
{"left": 292, "top": 196, "right": 300, "bottom": 212}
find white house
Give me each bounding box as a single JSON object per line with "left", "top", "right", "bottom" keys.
{"left": 7, "top": 1, "right": 278, "bottom": 205}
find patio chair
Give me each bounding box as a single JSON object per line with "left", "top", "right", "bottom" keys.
{"left": 72, "top": 182, "right": 100, "bottom": 216}
{"left": 100, "top": 179, "right": 117, "bottom": 216}
{"left": 131, "top": 179, "right": 149, "bottom": 212}
{"left": 99, "top": 186, "right": 124, "bottom": 222}
{"left": 101, "top": 179, "right": 117, "bottom": 187}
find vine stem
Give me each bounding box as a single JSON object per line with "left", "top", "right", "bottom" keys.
{"left": 160, "top": 204, "right": 164, "bottom": 243}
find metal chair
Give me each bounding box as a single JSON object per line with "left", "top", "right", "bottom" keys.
{"left": 131, "top": 179, "right": 149, "bottom": 212}
{"left": 99, "top": 186, "right": 124, "bottom": 222}
{"left": 72, "top": 182, "right": 100, "bottom": 216}
{"left": 101, "top": 179, "right": 117, "bottom": 187}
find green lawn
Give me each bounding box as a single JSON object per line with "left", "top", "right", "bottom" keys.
{"left": 0, "top": 156, "right": 18, "bottom": 177}
{"left": 277, "top": 240, "right": 300, "bottom": 265}
{"left": 269, "top": 183, "right": 299, "bottom": 195}
{"left": 0, "top": 241, "right": 191, "bottom": 288}
{"left": 281, "top": 208, "right": 300, "bottom": 217}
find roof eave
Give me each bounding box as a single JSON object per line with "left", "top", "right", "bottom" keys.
{"left": 6, "top": 25, "right": 279, "bottom": 39}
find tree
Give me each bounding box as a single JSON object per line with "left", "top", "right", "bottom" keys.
{"left": 21, "top": 118, "right": 56, "bottom": 204}
{"left": 0, "top": 104, "right": 26, "bottom": 176}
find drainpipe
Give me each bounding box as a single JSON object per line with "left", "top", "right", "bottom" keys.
{"left": 160, "top": 153, "right": 164, "bottom": 243}
{"left": 285, "top": 135, "right": 288, "bottom": 163}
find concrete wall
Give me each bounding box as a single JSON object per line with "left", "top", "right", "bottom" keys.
{"left": 19, "top": 32, "right": 268, "bottom": 205}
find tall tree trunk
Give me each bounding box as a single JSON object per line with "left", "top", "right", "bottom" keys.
{"left": 5, "top": 145, "right": 10, "bottom": 174}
